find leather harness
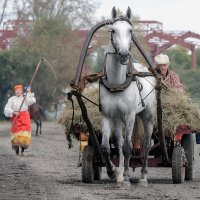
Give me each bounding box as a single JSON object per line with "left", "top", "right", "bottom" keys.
{"left": 99, "top": 17, "right": 141, "bottom": 93}
{"left": 98, "top": 17, "right": 146, "bottom": 107}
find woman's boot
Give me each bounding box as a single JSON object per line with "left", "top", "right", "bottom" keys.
{"left": 21, "top": 148, "right": 25, "bottom": 156}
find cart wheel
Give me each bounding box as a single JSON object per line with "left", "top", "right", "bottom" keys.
{"left": 94, "top": 167, "right": 102, "bottom": 181}
{"left": 172, "top": 146, "right": 185, "bottom": 183}
{"left": 82, "top": 145, "right": 94, "bottom": 183}
{"left": 182, "top": 134, "right": 194, "bottom": 181}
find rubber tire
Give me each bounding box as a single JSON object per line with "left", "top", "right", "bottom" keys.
{"left": 172, "top": 146, "right": 185, "bottom": 183}
{"left": 82, "top": 145, "right": 94, "bottom": 183}
{"left": 182, "top": 134, "right": 194, "bottom": 181}
{"left": 94, "top": 167, "right": 102, "bottom": 181}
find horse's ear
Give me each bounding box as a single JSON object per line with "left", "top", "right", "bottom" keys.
{"left": 126, "top": 7, "right": 132, "bottom": 19}
{"left": 111, "top": 6, "right": 117, "bottom": 20}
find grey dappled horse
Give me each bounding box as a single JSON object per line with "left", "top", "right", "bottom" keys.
{"left": 100, "top": 7, "right": 157, "bottom": 187}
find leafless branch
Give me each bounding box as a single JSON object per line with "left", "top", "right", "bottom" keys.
{"left": 0, "top": 0, "right": 8, "bottom": 25}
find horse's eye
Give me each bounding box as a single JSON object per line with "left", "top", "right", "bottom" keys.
{"left": 112, "top": 29, "right": 115, "bottom": 34}
{"left": 130, "top": 30, "right": 133, "bottom": 33}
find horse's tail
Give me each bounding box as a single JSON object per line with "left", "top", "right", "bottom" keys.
{"left": 132, "top": 115, "right": 144, "bottom": 146}
{"left": 39, "top": 106, "right": 46, "bottom": 120}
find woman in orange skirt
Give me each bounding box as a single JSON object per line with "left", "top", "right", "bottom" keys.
{"left": 4, "top": 85, "right": 36, "bottom": 156}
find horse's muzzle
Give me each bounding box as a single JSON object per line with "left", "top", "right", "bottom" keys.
{"left": 119, "top": 54, "right": 130, "bottom": 65}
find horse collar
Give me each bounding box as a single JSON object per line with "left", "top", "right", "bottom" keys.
{"left": 100, "top": 61, "right": 136, "bottom": 93}
{"left": 100, "top": 75, "right": 136, "bottom": 93}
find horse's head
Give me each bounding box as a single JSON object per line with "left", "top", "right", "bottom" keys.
{"left": 109, "top": 7, "right": 132, "bottom": 64}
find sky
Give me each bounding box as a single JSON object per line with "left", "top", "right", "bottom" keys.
{"left": 95, "top": 0, "right": 200, "bottom": 33}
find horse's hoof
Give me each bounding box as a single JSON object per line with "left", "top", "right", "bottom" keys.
{"left": 117, "top": 175, "right": 124, "bottom": 183}
{"left": 117, "top": 181, "right": 131, "bottom": 188}
{"left": 116, "top": 168, "right": 124, "bottom": 183}
{"left": 121, "top": 180, "right": 131, "bottom": 188}
{"left": 107, "top": 166, "right": 117, "bottom": 180}
{"left": 138, "top": 179, "right": 148, "bottom": 187}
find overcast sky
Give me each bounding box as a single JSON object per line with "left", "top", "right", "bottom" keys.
{"left": 96, "top": 0, "right": 200, "bottom": 33}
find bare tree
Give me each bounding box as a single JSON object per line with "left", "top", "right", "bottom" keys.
{"left": 13, "top": 0, "right": 99, "bottom": 28}
{"left": 0, "top": 0, "right": 8, "bottom": 25}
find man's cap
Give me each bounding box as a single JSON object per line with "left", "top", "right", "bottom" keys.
{"left": 155, "top": 54, "right": 170, "bottom": 65}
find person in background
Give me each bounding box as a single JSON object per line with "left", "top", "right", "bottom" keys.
{"left": 154, "top": 53, "right": 183, "bottom": 91}
{"left": 4, "top": 85, "right": 36, "bottom": 156}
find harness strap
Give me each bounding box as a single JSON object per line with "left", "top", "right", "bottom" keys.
{"left": 110, "top": 34, "right": 118, "bottom": 54}
{"left": 113, "top": 16, "right": 132, "bottom": 26}
{"left": 136, "top": 78, "right": 145, "bottom": 107}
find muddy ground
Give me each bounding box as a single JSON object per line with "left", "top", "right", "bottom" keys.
{"left": 1, "top": 122, "right": 200, "bottom": 200}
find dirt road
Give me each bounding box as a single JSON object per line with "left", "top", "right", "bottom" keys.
{"left": 1, "top": 122, "right": 200, "bottom": 200}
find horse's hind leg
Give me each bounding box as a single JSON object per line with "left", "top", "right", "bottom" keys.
{"left": 39, "top": 118, "right": 42, "bottom": 134}
{"left": 123, "top": 114, "right": 135, "bottom": 185}
{"left": 101, "top": 117, "right": 117, "bottom": 179}
{"left": 139, "top": 110, "right": 154, "bottom": 186}
{"left": 34, "top": 120, "right": 39, "bottom": 136}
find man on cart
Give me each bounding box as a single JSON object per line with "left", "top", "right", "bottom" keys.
{"left": 155, "top": 53, "right": 200, "bottom": 141}
{"left": 154, "top": 53, "right": 183, "bottom": 91}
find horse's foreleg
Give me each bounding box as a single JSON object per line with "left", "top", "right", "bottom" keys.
{"left": 123, "top": 114, "right": 135, "bottom": 183}
{"left": 139, "top": 111, "right": 154, "bottom": 186}
{"left": 101, "top": 117, "right": 116, "bottom": 179}
{"left": 113, "top": 120, "right": 124, "bottom": 183}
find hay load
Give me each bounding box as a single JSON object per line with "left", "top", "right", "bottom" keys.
{"left": 161, "top": 89, "right": 200, "bottom": 134}
{"left": 58, "top": 88, "right": 101, "bottom": 134}
{"left": 58, "top": 87, "right": 200, "bottom": 140}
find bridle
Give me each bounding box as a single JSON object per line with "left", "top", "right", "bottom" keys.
{"left": 109, "top": 16, "right": 132, "bottom": 59}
